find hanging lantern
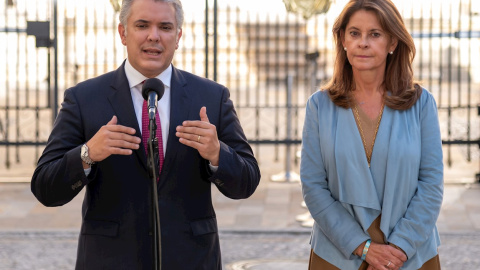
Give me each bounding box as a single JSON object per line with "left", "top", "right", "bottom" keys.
{"left": 283, "top": 0, "right": 332, "bottom": 19}
{"left": 110, "top": 0, "right": 121, "bottom": 12}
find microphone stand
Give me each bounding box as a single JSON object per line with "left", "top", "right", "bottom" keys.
{"left": 147, "top": 117, "right": 162, "bottom": 270}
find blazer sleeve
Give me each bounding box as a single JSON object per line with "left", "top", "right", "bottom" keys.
{"left": 207, "top": 87, "right": 261, "bottom": 200}
{"left": 387, "top": 92, "right": 444, "bottom": 259}
{"left": 31, "top": 88, "right": 96, "bottom": 207}
{"left": 301, "top": 94, "right": 370, "bottom": 259}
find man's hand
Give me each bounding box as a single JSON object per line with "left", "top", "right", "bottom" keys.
{"left": 85, "top": 116, "right": 141, "bottom": 166}
{"left": 176, "top": 106, "right": 220, "bottom": 166}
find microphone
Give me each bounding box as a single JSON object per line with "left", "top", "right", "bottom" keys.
{"left": 141, "top": 78, "right": 164, "bottom": 270}
{"left": 141, "top": 78, "right": 165, "bottom": 120}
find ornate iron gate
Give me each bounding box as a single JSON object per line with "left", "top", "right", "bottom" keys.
{"left": 1, "top": 0, "right": 479, "bottom": 182}
{"left": 0, "top": 0, "right": 55, "bottom": 169}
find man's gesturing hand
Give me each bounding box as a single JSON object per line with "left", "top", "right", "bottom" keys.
{"left": 85, "top": 116, "right": 141, "bottom": 165}
{"left": 176, "top": 106, "right": 220, "bottom": 166}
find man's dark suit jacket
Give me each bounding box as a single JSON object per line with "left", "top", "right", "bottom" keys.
{"left": 31, "top": 63, "right": 261, "bottom": 269}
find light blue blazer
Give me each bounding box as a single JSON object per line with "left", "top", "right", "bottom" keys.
{"left": 300, "top": 89, "right": 443, "bottom": 269}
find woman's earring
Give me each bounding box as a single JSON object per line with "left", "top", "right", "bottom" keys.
{"left": 344, "top": 47, "right": 347, "bottom": 51}
{"left": 389, "top": 51, "right": 393, "bottom": 55}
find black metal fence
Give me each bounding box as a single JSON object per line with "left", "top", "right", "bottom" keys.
{"left": 1, "top": 0, "right": 479, "bottom": 180}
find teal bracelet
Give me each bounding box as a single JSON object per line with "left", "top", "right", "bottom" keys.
{"left": 361, "top": 239, "right": 371, "bottom": 261}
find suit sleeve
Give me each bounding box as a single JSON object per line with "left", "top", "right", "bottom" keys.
{"left": 208, "top": 87, "right": 261, "bottom": 199}
{"left": 31, "top": 88, "right": 96, "bottom": 207}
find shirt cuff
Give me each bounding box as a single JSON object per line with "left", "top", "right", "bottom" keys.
{"left": 84, "top": 167, "right": 91, "bottom": 176}
{"left": 208, "top": 162, "right": 218, "bottom": 173}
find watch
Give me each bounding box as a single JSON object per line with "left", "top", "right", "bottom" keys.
{"left": 81, "top": 144, "right": 96, "bottom": 165}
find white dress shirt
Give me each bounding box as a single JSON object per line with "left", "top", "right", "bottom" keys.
{"left": 84, "top": 60, "right": 217, "bottom": 173}
{"left": 124, "top": 59, "right": 171, "bottom": 156}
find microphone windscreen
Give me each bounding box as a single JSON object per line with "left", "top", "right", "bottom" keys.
{"left": 141, "top": 78, "right": 165, "bottom": 101}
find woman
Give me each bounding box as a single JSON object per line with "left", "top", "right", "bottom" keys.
{"left": 300, "top": 0, "right": 443, "bottom": 269}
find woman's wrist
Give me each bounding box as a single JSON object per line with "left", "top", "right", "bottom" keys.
{"left": 361, "top": 239, "right": 371, "bottom": 260}
{"left": 354, "top": 240, "right": 368, "bottom": 257}
{"left": 389, "top": 242, "right": 408, "bottom": 259}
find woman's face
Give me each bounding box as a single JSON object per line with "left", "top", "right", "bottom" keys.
{"left": 341, "top": 9, "right": 397, "bottom": 75}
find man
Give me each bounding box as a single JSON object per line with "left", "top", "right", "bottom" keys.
{"left": 31, "top": 0, "right": 260, "bottom": 269}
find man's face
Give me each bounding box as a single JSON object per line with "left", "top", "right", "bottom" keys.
{"left": 118, "top": 0, "right": 182, "bottom": 78}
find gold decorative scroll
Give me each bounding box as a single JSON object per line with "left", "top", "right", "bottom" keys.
{"left": 110, "top": 0, "right": 121, "bottom": 12}
{"left": 283, "top": 0, "right": 332, "bottom": 19}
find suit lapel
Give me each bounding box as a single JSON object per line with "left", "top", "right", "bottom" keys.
{"left": 105, "top": 65, "right": 192, "bottom": 180}
{"left": 107, "top": 62, "right": 148, "bottom": 169}
{"left": 160, "top": 67, "right": 191, "bottom": 180}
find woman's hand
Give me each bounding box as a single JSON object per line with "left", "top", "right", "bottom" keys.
{"left": 364, "top": 242, "right": 407, "bottom": 270}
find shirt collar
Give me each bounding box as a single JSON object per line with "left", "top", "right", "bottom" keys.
{"left": 124, "top": 59, "right": 172, "bottom": 89}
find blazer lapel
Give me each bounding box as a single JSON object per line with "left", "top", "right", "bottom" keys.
{"left": 334, "top": 106, "right": 381, "bottom": 210}
{"left": 369, "top": 105, "right": 392, "bottom": 200}
{"left": 107, "top": 62, "right": 148, "bottom": 169}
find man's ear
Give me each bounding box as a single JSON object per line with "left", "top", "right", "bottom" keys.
{"left": 118, "top": 23, "right": 127, "bottom": 46}
{"left": 176, "top": 28, "right": 183, "bottom": 49}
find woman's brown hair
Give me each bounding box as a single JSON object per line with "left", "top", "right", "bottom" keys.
{"left": 324, "top": 0, "right": 422, "bottom": 110}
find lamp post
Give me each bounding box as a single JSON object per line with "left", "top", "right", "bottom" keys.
{"left": 271, "top": 0, "right": 332, "bottom": 184}
{"left": 110, "top": 0, "right": 121, "bottom": 12}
